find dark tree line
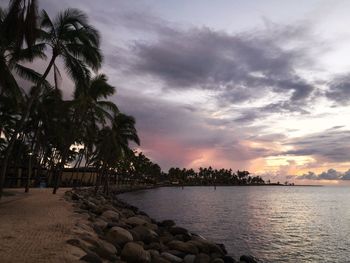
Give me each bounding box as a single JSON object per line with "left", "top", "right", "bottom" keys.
{"left": 0, "top": 1, "right": 266, "bottom": 199}
{"left": 0, "top": 0, "right": 139, "bottom": 198}
{"left": 167, "top": 167, "right": 265, "bottom": 185}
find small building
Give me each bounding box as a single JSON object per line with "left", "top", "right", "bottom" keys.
{"left": 61, "top": 167, "right": 98, "bottom": 186}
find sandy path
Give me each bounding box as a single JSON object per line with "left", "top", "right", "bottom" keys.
{"left": 0, "top": 188, "right": 85, "bottom": 263}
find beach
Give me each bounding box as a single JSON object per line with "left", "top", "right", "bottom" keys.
{"left": 0, "top": 187, "right": 255, "bottom": 263}
{"left": 0, "top": 189, "right": 85, "bottom": 263}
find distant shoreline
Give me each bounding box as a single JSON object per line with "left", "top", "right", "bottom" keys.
{"left": 113, "top": 184, "right": 323, "bottom": 196}
{"left": 163, "top": 184, "right": 323, "bottom": 187}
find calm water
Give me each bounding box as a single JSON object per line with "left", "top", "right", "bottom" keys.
{"left": 119, "top": 186, "right": 350, "bottom": 263}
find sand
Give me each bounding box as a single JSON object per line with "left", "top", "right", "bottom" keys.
{"left": 0, "top": 188, "right": 85, "bottom": 263}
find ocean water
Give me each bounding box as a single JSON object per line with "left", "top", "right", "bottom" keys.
{"left": 119, "top": 186, "right": 350, "bottom": 263}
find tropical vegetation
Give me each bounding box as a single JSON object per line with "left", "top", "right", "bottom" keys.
{"left": 0, "top": 0, "right": 268, "bottom": 200}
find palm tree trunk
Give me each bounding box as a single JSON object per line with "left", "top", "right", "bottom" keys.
{"left": 0, "top": 54, "right": 57, "bottom": 199}
{"left": 52, "top": 147, "right": 69, "bottom": 194}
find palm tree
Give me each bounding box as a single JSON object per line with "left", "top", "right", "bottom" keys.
{"left": 92, "top": 113, "right": 140, "bottom": 194}
{"left": 0, "top": 8, "right": 102, "bottom": 198}
{"left": 2, "top": 0, "right": 38, "bottom": 49}
{"left": 51, "top": 74, "right": 118, "bottom": 194}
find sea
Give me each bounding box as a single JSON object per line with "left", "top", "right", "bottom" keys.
{"left": 119, "top": 186, "right": 350, "bottom": 263}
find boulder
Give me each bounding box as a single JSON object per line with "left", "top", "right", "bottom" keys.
{"left": 93, "top": 219, "right": 108, "bottom": 230}
{"left": 121, "top": 242, "right": 151, "bottom": 263}
{"left": 194, "top": 253, "right": 210, "bottom": 263}
{"left": 187, "top": 240, "right": 224, "bottom": 255}
{"left": 152, "top": 256, "right": 172, "bottom": 263}
{"left": 212, "top": 258, "right": 225, "bottom": 263}
{"left": 146, "top": 223, "right": 159, "bottom": 231}
{"left": 166, "top": 249, "right": 186, "bottom": 258}
{"left": 80, "top": 252, "right": 103, "bottom": 263}
{"left": 167, "top": 240, "right": 199, "bottom": 255}
{"left": 159, "top": 232, "right": 175, "bottom": 244}
{"left": 222, "top": 255, "right": 237, "bottom": 263}
{"left": 121, "top": 208, "right": 136, "bottom": 218}
{"left": 132, "top": 225, "right": 159, "bottom": 244}
{"left": 158, "top": 220, "right": 176, "bottom": 228}
{"left": 92, "top": 239, "right": 118, "bottom": 260}
{"left": 161, "top": 252, "right": 183, "bottom": 263}
{"left": 184, "top": 254, "right": 196, "bottom": 263}
{"left": 136, "top": 214, "right": 152, "bottom": 223}
{"left": 145, "top": 242, "right": 163, "bottom": 251}
{"left": 126, "top": 216, "right": 149, "bottom": 226}
{"left": 240, "top": 255, "right": 258, "bottom": 263}
{"left": 106, "top": 221, "right": 130, "bottom": 229}
{"left": 169, "top": 227, "right": 188, "bottom": 236}
{"left": 101, "top": 210, "right": 120, "bottom": 221}
{"left": 80, "top": 235, "right": 118, "bottom": 260}
{"left": 106, "top": 226, "right": 133, "bottom": 246}
{"left": 67, "top": 238, "right": 96, "bottom": 253}
{"left": 148, "top": 249, "right": 160, "bottom": 259}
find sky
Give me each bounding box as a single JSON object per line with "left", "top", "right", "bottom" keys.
{"left": 4, "top": 0, "right": 350, "bottom": 184}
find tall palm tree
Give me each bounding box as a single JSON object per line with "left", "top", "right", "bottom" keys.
{"left": 2, "top": 0, "right": 38, "bottom": 49}
{"left": 51, "top": 74, "right": 118, "bottom": 194}
{"left": 92, "top": 113, "right": 140, "bottom": 193}
{"left": 0, "top": 8, "right": 102, "bottom": 199}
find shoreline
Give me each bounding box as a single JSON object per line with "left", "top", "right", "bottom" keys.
{"left": 66, "top": 187, "right": 259, "bottom": 263}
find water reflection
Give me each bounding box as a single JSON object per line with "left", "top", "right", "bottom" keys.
{"left": 119, "top": 186, "right": 350, "bottom": 262}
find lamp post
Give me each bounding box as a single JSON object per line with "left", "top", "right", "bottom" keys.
{"left": 25, "top": 152, "right": 33, "bottom": 193}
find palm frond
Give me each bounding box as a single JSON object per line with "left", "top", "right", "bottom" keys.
{"left": 89, "top": 74, "right": 115, "bottom": 99}
{"left": 14, "top": 63, "right": 51, "bottom": 88}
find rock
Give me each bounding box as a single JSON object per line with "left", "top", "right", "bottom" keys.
{"left": 67, "top": 238, "right": 94, "bottom": 252}
{"left": 167, "top": 240, "right": 199, "bottom": 255}
{"left": 216, "top": 243, "right": 228, "bottom": 255}
{"left": 194, "top": 253, "right": 210, "bottom": 263}
{"left": 80, "top": 252, "right": 103, "bottom": 263}
{"left": 174, "top": 235, "right": 185, "bottom": 241}
{"left": 239, "top": 255, "right": 258, "bottom": 263}
{"left": 133, "top": 225, "right": 159, "bottom": 243}
{"left": 121, "top": 242, "right": 151, "bottom": 263}
{"left": 126, "top": 216, "right": 149, "bottom": 226}
{"left": 80, "top": 234, "right": 118, "bottom": 260}
{"left": 187, "top": 240, "right": 224, "bottom": 256}
{"left": 136, "top": 214, "right": 152, "bottom": 223}
{"left": 72, "top": 192, "right": 82, "bottom": 200}
{"left": 169, "top": 226, "right": 188, "bottom": 236}
{"left": 93, "top": 218, "right": 107, "bottom": 230}
{"left": 222, "top": 255, "right": 237, "bottom": 263}
{"left": 121, "top": 208, "right": 136, "bottom": 218}
{"left": 159, "top": 220, "right": 176, "bottom": 228}
{"left": 106, "top": 226, "right": 133, "bottom": 246}
{"left": 161, "top": 252, "right": 183, "bottom": 262}
{"left": 101, "top": 210, "right": 120, "bottom": 221}
{"left": 136, "top": 240, "right": 145, "bottom": 247}
{"left": 106, "top": 221, "right": 130, "bottom": 229}
{"left": 166, "top": 249, "right": 186, "bottom": 258}
{"left": 148, "top": 249, "right": 160, "bottom": 258}
{"left": 146, "top": 223, "right": 159, "bottom": 231}
{"left": 152, "top": 256, "right": 172, "bottom": 263}
{"left": 212, "top": 258, "right": 225, "bottom": 263}
{"left": 184, "top": 254, "right": 196, "bottom": 263}
{"left": 145, "top": 242, "right": 163, "bottom": 251}
{"left": 93, "top": 239, "right": 118, "bottom": 260}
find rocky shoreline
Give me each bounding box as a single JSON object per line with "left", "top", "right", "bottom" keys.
{"left": 65, "top": 188, "right": 259, "bottom": 263}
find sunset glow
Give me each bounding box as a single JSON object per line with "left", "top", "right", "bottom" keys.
{"left": 30, "top": 0, "right": 350, "bottom": 184}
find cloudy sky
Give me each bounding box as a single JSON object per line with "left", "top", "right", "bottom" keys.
{"left": 7, "top": 0, "right": 350, "bottom": 184}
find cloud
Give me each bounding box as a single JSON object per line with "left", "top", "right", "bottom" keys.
{"left": 297, "top": 168, "right": 350, "bottom": 180}
{"left": 326, "top": 74, "right": 350, "bottom": 105}
{"left": 115, "top": 90, "right": 275, "bottom": 170}
{"left": 284, "top": 130, "right": 350, "bottom": 163}
{"left": 129, "top": 25, "right": 316, "bottom": 110}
